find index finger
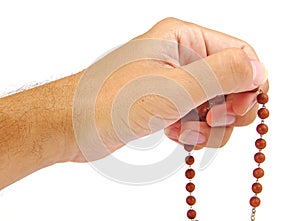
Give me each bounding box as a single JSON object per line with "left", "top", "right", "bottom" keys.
{"left": 136, "top": 18, "right": 259, "bottom": 62}
{"left": 177, "top": 19, "right": 259, "bottom": 60}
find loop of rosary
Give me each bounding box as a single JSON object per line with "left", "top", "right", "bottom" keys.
{"left": 183, "top": 91, "right": 269, "bottom": 221}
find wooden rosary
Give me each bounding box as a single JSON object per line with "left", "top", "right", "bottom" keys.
{"left": 183, "top": 90, "right": 269, "bottom": 221}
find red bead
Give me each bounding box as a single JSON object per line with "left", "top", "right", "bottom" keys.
{"left": 254, "top": 152, "right": 266, "bottom": 163}
{"left": 257, "top": 108, "right": 269, "bottom": 119}
{"left": 185, "top": 155, "right": 195, "bottom": 165}
{"left": 187, "top": 209, "right": 197, "bottom": 219}
{"left": 253, "top": 168, "right": 264, "bottom": 179}
{"left": 186, "top": 195, "right": 196, "bottom": 206}
{"left": 250, "top": 196, "right": 261, "bottom": 207}
{"left": 198, "top": 104, "right": 209, "bottom": 121}
{"left": 255, "top": 138, "right": 267, "bottom": 149}
{"left": 186, "top": 183, "right": 195, "bottom": 192}
{"left": 185, "top": 169, "right": 195, "bottom": 179}
{"left": 256, "top": 123, "right": 268, "bottom": 135}
{"left": 257, "top": 93, "right": 269, "bottom": 104}
{"left": 184, "top": 145, "right": 194, "bottom": 152}
{"left": 252, "top": 183, "right": 263, "bottom": 194}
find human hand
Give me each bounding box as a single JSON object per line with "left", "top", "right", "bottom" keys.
{"left": 158, "top": 18, "right": 269, "bottom": 149}
{"left": 0, "top": 17, "right": 268, "bottom": 189}
{"left": 72, "top": 17, "right": 268, "bottom": 162}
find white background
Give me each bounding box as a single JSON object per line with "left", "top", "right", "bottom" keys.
{"left": 0, "top": 0, "right": 299, "bottom": 220}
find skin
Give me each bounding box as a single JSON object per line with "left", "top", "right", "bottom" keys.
{"left": 0, "top": 18, "right": 268, "bottom": 190}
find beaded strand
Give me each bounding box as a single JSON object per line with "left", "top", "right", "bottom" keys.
{"left": 184, "top": 144, "right": 198, "bottom": 221}
{"left": 250, "top": 91, "right": 269, "bottom": 220}
{"left": 183, "top": 90, "right": 269, "bottom": 221}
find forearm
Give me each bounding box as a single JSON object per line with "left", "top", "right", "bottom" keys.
{"left": 0, "top": 72, "right": 83, "bottom": 189}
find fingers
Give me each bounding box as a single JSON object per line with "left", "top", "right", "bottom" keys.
{"left": 164, "top": 88, "right": 267, "bottom": 148}
{"left": 234, "top": 103, "right": 258, "bottom": 126}
{"left": 227, "top": 92, "right": 258, "bottom": 116}
{"left": 198, "top": 26, "right": 259, "bottom": 59}
{"left": 164, "top": 121, "right": 234, "bottom": 149}
{"left": 224, "top": 80, "right": 269, "bottom": 117}
{"left": 136, "top": 18, "right": 269, "bottom": 148}
{"left": 164, "top": 107, "right": 254, "bottom": 148}
{"left": 203, "top": 48, "right": 267, "bottom": 94}
{"left": 179, "top": 19, "right": 259, "bottom": 60}
{"left": 172, "top": 48, "right": 267, "bottom": 108}
{"left": 139, "top": 17, "right": 259, "bottom": 60}
{"left": 206, "top": 92, "right": 258, "bottom": 127}
{"left": 137, "top": 18, "right": 268, "bottom": 112}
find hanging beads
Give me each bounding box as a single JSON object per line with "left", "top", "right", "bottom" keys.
{"left": 184, "top": 145, "right": 198, "bottom": 221}
{"left": 250, "top": 90, "right": 269, "bottom": 220}
{"left": 181, "top": 92, "right": 269, "bottom": 221}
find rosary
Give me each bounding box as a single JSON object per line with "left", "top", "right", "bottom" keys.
{"left": 183, "top": 90, "right": 269, "bottom": 221}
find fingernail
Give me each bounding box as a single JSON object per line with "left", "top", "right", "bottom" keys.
{"left": 178, "top": 129, "right": 206, "bottom": 145}
{"left": 251, "top": 60, "right": 267, "bottom": 85}
{"left": 240, "top": 93, "right": 258, "bottom": 116}
{"left": 242, "top": 102, "right": 256, "bottom": 116}
{"left": 211, "top": 114, "right": 236, "bottom": 127}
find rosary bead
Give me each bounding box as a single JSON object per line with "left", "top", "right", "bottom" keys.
{"left": 185, "top": 155, "right": 195, "bottom": 165}
{"left": 256, "top": 123, "right": 268, "bottom": 135}
{"left": 257, "top": 108, "right": 269, "bottom": 119}
{"left": 198, "top": 105, "right": 209, "bottom": 121}
{"left": 184, "top": 145, "right": 194, "bottom": 152}
{"left": 250, "top": 196, "right": 261, "bottom": 207}
{"left": 186, "top": 182, "right": 195, "bottom": 192}
{"left": 255, "top": 138, "right": 267, "bottom": 149}
{"left": 252, "top": 183, "right": 263, "bottom": 194}
{"left": 186, "top": 195, "right": 196, "bottom": 206}
{"left": 257, "top": 93, "right": 269, "bottom": 104}
{"left": 187, "top": 209, "right": 197, "bottom": 219}
{"left": 254, "top": 152, "right": 266, "bottom": 163}
{"left": 185, "top": 169, "right": 196, "bottom": 179}
{"left": 253, "top": 168, "right": 264, "bottom": 179}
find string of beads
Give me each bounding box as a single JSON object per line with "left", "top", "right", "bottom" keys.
{"left": 250, "top": 91, "right": 269, "bottom": 221}
{"left": 183, "top": 90, "right": 269, "bottom": 221}
{"left": 184, "top": 144, "right": 198, "bottom": 221}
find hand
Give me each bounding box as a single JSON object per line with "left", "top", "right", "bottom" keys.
{"left": 73, "top": 17, "right": 268, "bottom": 162}
{"left": 0, "top": 17, "right": 268, "bottom": 189}
{"left": 155, "top": 18, "right": 269, "bottom": 149}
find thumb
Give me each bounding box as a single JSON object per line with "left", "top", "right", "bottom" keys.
{"left": 177, "top": 48, "right": 267, "bottom": 106}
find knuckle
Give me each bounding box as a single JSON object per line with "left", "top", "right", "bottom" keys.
{"left": 139, "top": 17, "right": 183, "bottom": 39}
{"left": 228, "top": 48, "right": 250, "bottom": 73}
{"left": 154, "top": 17, "right": 184, "bottom": 32}
{"left": 226, "top": 48, "right": 253, "bottom": 90}
{"left": 160, "top": 17, "right": 181, "bottom": 25}
{"left": 241, "top": 41, "right": 259, "bottom": 60}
